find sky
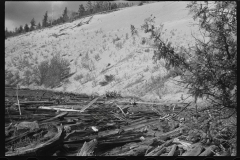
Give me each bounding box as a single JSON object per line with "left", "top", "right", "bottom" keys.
{"left": 5, "top": 1, "right": 140, "bottom": 31}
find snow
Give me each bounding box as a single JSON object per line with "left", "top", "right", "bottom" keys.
{"left": 5, "top": 2, "right": 202, "bottom": 102}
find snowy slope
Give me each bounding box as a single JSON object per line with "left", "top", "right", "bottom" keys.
{"left": 5, "top": 2, "right": 201, "bottom": 102}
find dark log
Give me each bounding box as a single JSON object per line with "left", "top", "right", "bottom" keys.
{"left": 199, "top": 145, "right": 218, "bottom": 156}
{"left": 38, "top": 112, "right": 68, "bottom": 123}
{"left": 6, "top": 125, "right": 65, "bottom": 156}
{"left": 167, "top": 144, "right": 177, "bottom": 156}
{"left": 19, "top": 101, "right": 55, "bottom": 105}
{"left": 77, "top": 139, "right": 97, "bottom": 156}
{"left": 145, "top": 139, "right": 173, "bottom": 156}
{"left": 5, "top": 128, "right": 43, "bottom": 145}
{"left": 181, "top": 143, "right": 204, "bottom": 156}
{"left": 118, "top": 145, "right": 152, "bottom": 156}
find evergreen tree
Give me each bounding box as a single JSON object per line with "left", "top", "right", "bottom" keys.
{"left": 86, "top": 1, "right": 93, "bottom": 14}
{"left": 142, "top": 2, "right": 237, "bottom": 110}
{"left": 24, "top": 24, "right": 29, "bottom": 32}
{"left": 30, "top": 18, "right": 36, "bottom": 31}
{"left": 37, "top": 22, "right": 41, "bottom": 29}
{"left": 78, "top": 4, "right": 85, "bottom": 17}
{"left": 15, "top": 27, "right": 19, "bottom": 34}
{"left": 62, "top": 7, "right": 69, "bottom": 22}
{"left": 42, "top": 11, "right": 48, "bottom": 27}
{"left": 19, "top": 25, "right": 23, "bottom": 33}
{"left": 111, "top": 2, "right": 118, "bottom": 10}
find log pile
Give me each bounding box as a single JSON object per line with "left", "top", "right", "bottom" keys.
{"left": 5, "top": 87, "right": 236, "bottom": 156}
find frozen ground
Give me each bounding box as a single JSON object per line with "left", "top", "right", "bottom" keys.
{"left": 5, "top": 2, "right": 203, "bottom": 103}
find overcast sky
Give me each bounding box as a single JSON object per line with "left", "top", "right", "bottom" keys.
{"left": 5, "top": 1, "right": 140, "bottom": 31}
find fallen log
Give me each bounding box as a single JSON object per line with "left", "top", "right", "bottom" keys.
{"left": 79, "top": 96, "right": 102, "bottom": 113}
{"left": 199, "top": 145, "right": 218, "bottom": 156}
{"left": 181, "top": 143, "right": 204, "bottom": 156}
{"left": 38, "top": 112, "right": 68, "bottom": 123}
{"left": 145, "top": 139, "right": 173, "bottom": 156}
{"left": 77, "top": 139, "right": 97, "bottom": 156}
{"left": 38, "top": 106, "right": 81, "bottom": 112}
{"left": 18, "top": 101, "right": 55, "bottom": 105}
{"left": 5, "top": 128, "right": 43, "bottom": 145}
{"left": 117, "top": 145, "right": 152, "bottom": 156}
{"left": 172, "top": 138, "right": 192, "bottom": 150}
{"left": 121, "top": 118, "right": 160, "bottom": 132}
{"left": 6, "top": 125, "right": 65, "bottom": 156}
{"left": 167, "top": 144, "right": 177, "bottom": 156}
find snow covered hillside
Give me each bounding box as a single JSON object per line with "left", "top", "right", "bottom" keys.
{"left": 5, "top": 2, "right": 201, "bottom": 102}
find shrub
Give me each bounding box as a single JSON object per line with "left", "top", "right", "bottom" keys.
{"left": 105, "top": 74, "right": 114, "bottom": 82}
{"left": 74, "top": 74, "right": 84, "bottom": 81}
{"left": 94, "top": 54, "right": 101, "bottom": 61}
{"left": 37, "top": 54, "right": 70, "bottom": 88}
{"left": 141, "top": 37, "right": 146, "bottom": 45}
{"left": 130, "top": 25, "right": 138, "bottom": 36}
{"left": 23, "top": 70, "right": 32, "bottom": 85}
{"left": 115, "top": 41, "right": 123, "bottom": 50}
{"left": 126, "top": 33, "right": 129, "bottom": 40}
{"left": 138, "top": 2, "right": 143, "bottom": 6}
{"left": 99, "top": 74, "right": 115, "bottom": 86}
{"left": 105, "top": 90, "right": 121, "bottom": 98}
{"left": 99, "top": 81, "right": 108, "bottom": 86}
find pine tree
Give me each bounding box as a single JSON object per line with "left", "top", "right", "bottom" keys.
{"left": 62, "top": 7, "right": 69, "bottom": 23}
{"left": 78, "top": 4, "right": 85, "bottom": 17}
{"left": 37, "top": 22, "right": 41, "bottom": 29}
{"left": 111, "top": 2, "right": 118, "bottom": 10}
{"left": 19, "top": 25, "right": 23, "bottom": 33}
{"left": 86, "top": 1, "right": 93, "bottom": 14}
{"left": 30, "top": 18, "right": 36, "bottom": 31}
{"left": 24, "top": 24, "right": 29, "bottom": 32}
{"left": 15, "top": 27, "right": 19, "bottom": 34}
{"left": 42, "top": 11, "right": 48, "bottom": 27}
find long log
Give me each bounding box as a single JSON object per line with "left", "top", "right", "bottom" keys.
{"left": 19, "top": 101, "right": 55, "bottom": 105}
{"left": 79, "top": 96, "right": 102, "bottom": 113}
{"left": 6, "top": 125, "right": 65, "bottom": 156}
{"left": 5, "top": 128, "right": 43, "bottom": 145}
{"left": 39, "top": 112, "right": 68, "bottom": 123}
{"left": 38, "top": 106, "right": 81, "bottom": 112}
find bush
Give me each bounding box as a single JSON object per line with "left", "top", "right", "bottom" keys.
{"left": 74, "top": 74, "right": 84, "bottom": 81}
{"left": 38, "top": 54, "right": 70, "bottom": 88}
{"left": 94, "top": 54, "right": 101, "bottom": 61}
{"left": 105, "top": 74, "right": 114, "bottom": 82}
{"left": 105, "top": 90, "right": 121, "bottom": 98}
{"left": 99, "top": 81, "right": 109, "bottom": 86}
{"left": 115, "top": 41, "right": 123, "bottom": 50}
{"left": 99, "top": 74, "right": 115, "bottom": 86}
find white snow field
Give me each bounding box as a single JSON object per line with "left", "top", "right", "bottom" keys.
{"left": 5, "top": 2, "right": 203, "bottom": 103}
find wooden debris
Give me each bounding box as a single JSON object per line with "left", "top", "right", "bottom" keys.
{"left": 199, "top": 145, "right": 218, "bottom": 156}
{"left": 77, "top": 139, "right": 97, "bottom": 156}
{"left": 181, "top": 143, "right": 204, "bottom": 156}
{"left": 145, "top": 139, "right": 173, "bottom": 156}
{"left": 5, "top": 87, "right": 236, "bottom": 156}
{"left": 167, "top": 144, "right": 177, "bottom": 156}
{"left": 6, "top": 125, "right": 65, "bottom": 156}
{"left": 79, "top": 97, "right": 101, "bottom": 113}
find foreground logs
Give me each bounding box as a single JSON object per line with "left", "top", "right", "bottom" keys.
{"left": 5, "top": 87, "right": 236, "bottom": 156}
